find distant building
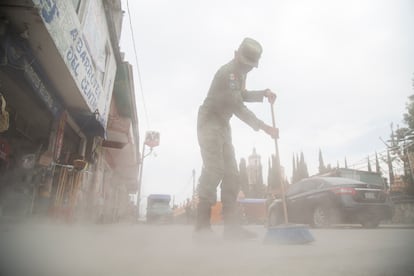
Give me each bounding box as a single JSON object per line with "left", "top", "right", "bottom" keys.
{"left": 247, "top": 148, "right": 265, "bottom": 198}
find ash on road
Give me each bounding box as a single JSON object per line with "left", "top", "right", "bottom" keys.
{"left": 0, "top": 223, "right": 413, "bottom": 276}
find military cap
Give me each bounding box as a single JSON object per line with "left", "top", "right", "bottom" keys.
{"left": 237, "top": 37, "right": 262, "bottom": 68}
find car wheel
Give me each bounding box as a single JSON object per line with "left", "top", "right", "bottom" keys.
{"left": 311, "top": 205, "right": 332, "bottom": 228}
{"left": 361, "top": 219, "right": 380, "bottom": 229}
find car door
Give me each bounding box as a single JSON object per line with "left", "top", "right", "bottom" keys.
{"left": 286, "top": 181, "right": 306, "bottom": 222}
{"left": 288, "top": 179, "right": 322, "bottom": 223}
{"left": 299, "top": 179, "right": 326, "bottom": 221}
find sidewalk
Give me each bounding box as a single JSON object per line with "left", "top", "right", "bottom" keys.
{"left": 380, "top": 223, "right": 414, "bottom": 229}
{"left": 0, "top": 215, "right": 53, "bottom": 225}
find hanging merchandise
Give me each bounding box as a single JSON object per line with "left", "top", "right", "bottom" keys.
{"left": 0, "top": 93, "right": 9, "bottom": 133}
{"left": 0, "top": 138, "right": 10, "bottom": 162}
{"left": 53, "top": 112, "right": 67, "bottom": 162}
{"left": 21, "top": 154, "right": 36, "bottom": 169}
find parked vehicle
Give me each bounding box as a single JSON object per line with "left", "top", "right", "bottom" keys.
{"left": 146, "top": 194, "right": 173, "bottom": 224}
{"left": 268, "top": 177, "right": 394, "bottom": 228}
{"left": 238, "top": 198, "right": 267, "bottom": 224}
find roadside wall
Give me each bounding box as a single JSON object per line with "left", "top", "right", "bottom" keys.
{"left": 391, "top": 202, "right": 414, "bottom": 224}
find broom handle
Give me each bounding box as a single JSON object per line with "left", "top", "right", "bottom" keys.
{"left": 270, "top": 103, "right": 289, "bottom": 224}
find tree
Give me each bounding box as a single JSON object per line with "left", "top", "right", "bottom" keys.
{"left": 387, "top": 89, "right": 414, "bottom": 194}
{"left": 267, "top": 158, "right": 272, "bottom": 191}
{"left": 296, "top": 153, "right": 300, "bottom": 174}
{"left": 396, "top": 127, "right": 414, "bottom": 191}
{"left": 403, "top": 94, "right": 414, "bottom": 130}
{"left": 318, "top": 148, "right": 326, "bottom": 174}
{"left": 375, "top": 152, "right": 381, "bottom": 174}
{"left": 239, "top": 158, "right": 249, "bottom": 197}
{"left": 297, "top": 151, "right": 309, "bottom": 181}
{"left": 367, "top": 156, "right": 372, "bottom": 172}
{"left": 386, "top": 149, "right": 394, "bottom": 189}
{"left": 268, "top": 154, "right": 282, "bottom": 191}
{"left": 291, "top": 154, "right": 298, "bottom": 183}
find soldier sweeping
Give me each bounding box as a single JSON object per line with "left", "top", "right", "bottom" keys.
{"left": 195, "top": 37, "right": 278, "bottom": 240}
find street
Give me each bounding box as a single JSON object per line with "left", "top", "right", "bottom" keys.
{"left": 0, "top": 222, "right": 413, "bottom": 276}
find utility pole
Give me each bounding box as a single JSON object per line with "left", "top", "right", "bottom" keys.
{"left": 136, "top": 131, "right": 160, "bottom": 221}
{"left": 380, "top": 136, "right": 395, "bottom": 189}
{"left": 136, "top": 141, "right": 147, "bottom": 220}
{"left": 192, "top": 169, "right": 196, "bottom": 197}
{"left": 403, "top": 136, "right": 414, "bottom": 186}
{"left": 387, "top": 149, "right": 394, "bottom": 189}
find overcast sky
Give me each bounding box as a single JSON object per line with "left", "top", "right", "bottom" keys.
{"left": 119, "top": 0, "right": 414, "bottom": 209}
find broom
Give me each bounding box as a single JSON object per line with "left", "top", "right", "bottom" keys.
{"left": 263, "top": 102, "right": 314, "bottom": 245}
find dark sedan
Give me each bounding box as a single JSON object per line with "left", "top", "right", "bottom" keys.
{"left": 268, "top": 177, "right": 394, "bottom": 228}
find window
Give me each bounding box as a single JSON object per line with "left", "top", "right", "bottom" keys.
{"left": 301, "top": 179, "right": 323, "bottom": 192}
{"left": 287, "top": 182, "right": 304, "bottom": 196}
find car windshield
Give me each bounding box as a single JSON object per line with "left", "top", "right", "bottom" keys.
{"left": 318, "top": 177, "right": 366, "bottom": 186}
{"left": 150, "top": 203, "right": 170, "bottom": 211}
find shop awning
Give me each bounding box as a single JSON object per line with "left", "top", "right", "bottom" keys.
{"left": 70, "top": 110, "right": 106, "bottom": 138}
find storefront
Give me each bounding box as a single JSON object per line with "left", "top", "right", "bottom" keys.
{"left": 0, "top": 21, "right": 96, "bottom": 220}
{"left": 0, "top": 0, "right": 137, "bottom": 223}
{"left": 0, "top": 22, "right": 59, "bottom": 217}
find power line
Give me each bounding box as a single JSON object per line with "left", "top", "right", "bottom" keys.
{"left": 126, "top": 0, "right": 150, "bottom": 129}
{"left": 347, "top": 149, "right": 388, "bottom": 169}
{"left": 351, "top": 139, "right": 414, "bottom": 169}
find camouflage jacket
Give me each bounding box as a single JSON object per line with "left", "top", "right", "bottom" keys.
{"left": 199, "top": 60, "right": 266, "bottom": 131}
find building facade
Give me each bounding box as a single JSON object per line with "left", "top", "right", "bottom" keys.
{"left": 0, "top": 0, "right": 140, "bottom": 223}
{"left": 247, "top": 148, "right": 265, "bottom": 198}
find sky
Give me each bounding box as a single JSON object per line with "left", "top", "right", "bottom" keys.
{"left": 119, "top": 0, "right": 414, "bottom": 210}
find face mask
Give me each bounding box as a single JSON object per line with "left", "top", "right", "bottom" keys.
{"left": 239, "top": 63, "right": 254, "bottom": 74}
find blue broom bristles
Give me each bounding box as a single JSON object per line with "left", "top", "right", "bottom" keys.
{"left": 263, "top": 224, "right": 315, "bottom": 245}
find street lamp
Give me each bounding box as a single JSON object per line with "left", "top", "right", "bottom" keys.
{"left": 136, "top": 131, "right": 160, "bottom": 220}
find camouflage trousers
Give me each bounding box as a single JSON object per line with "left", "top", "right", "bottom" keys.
{"left": 197, "top": 107, "right": 239, "bottom": 217}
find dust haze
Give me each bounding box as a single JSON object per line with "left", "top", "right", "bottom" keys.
{"left": 1, "top": 222, "right": 413, "bottom": 276}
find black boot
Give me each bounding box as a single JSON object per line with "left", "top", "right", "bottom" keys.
{"left": 194, "top": 200, "right": 212, "bottom": 232}
{"left": 193, "top": 200, "right": 220, "bottom": 243}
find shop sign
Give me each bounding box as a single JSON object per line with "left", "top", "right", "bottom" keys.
{"left": 23, "top": 60, "right": 61, "bottom": 116}
{"left": 145, "top": 131, "right": 160, "bottom": 148}
{"left": 0, "top": 28, "right": 61, "bottom": 117}
{"left": 32, "top": 0, "right": 114, "bottom": 129}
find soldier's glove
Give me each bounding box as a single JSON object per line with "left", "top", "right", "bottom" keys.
{"left": 262, "top": 124, "right": 279, "bottom": 139}
{"left": 264, "top": 89, "right": 277, "bottom": 104}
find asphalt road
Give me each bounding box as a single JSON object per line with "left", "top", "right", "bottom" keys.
{"left": 0, "top": 222, "right": 413, "bottom": 276}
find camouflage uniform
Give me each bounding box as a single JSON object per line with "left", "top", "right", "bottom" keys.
{"left": 196, "top": 59, "right": 267, "bottom": 229}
